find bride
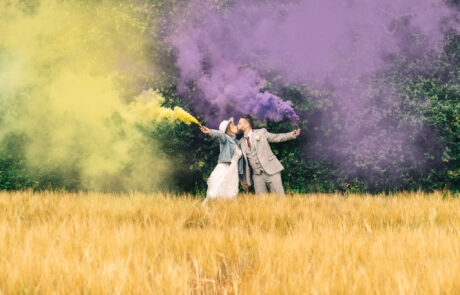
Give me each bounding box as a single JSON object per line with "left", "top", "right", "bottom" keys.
{"left": 200, "top": 117, "right": 243, "bottom": 204}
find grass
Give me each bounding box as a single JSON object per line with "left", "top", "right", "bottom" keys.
{"left": 0, "top": 190, "right": 459, "bottom": 294}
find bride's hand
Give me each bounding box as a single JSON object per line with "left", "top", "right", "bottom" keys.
{"left": 200, "top": 126, "right": 212, "bottom": 134}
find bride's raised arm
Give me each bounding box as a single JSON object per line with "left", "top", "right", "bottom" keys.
{"left": 200, "top": 126, "right": 227, "bottom": 143}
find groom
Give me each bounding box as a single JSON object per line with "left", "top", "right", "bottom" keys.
{"left": 237, "top": 115, "right": 300, "bottom": 195}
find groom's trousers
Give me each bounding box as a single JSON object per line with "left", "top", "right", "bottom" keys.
{"left": 252, "top": 171, "right": 285, "bottom": 196}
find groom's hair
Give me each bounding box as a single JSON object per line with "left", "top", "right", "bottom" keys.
{"left": 240, "top": 114, "right": 254, "bottom": 128}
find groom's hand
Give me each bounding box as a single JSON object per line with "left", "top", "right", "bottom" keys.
{"left": 292, "top": 129, "right": 301, "bottom": 138}
{"left": 240, "top": 181, "right": 249, "bottom": 191}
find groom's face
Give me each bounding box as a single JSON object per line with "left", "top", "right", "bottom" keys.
{"left": 237, "top": 118, "right": 249, "bottom": 132}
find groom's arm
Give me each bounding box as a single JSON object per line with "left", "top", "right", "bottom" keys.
{"left": 238, "top": 158, "right": 244, "bottom": 181}
{"left": 239, "top": 156, "right": 250, "bottom": 190}
{"left": 263, "top": 128, "right": 300, "bottom": 143}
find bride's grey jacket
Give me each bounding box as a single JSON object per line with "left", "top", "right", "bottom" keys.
{"left": 210, "top": 129, "right": 244, "bottom": 178}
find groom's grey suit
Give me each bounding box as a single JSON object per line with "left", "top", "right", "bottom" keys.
{"left": 241, "top": 128, "right": 296, "bottom": 195}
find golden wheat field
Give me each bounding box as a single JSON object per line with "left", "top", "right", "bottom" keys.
{"left": 0, "top": 190, "right": 459, "bottom": 294}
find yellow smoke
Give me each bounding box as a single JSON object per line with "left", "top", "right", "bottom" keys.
{"left": 0, "top": 0, "right": 185, "bottom": 191}
{"left": 126, "top": 89, "right": 201, "bottom": 126}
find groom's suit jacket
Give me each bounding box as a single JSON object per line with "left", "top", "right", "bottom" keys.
{"left": 241, "top": 128, "right": 295, "bottom": 186}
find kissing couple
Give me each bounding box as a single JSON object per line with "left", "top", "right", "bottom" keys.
{"left": 200, "top": 115, "right": 300, "bottom": 204}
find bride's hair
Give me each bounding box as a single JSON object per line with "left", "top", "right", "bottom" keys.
{"left": 225, "top": 122, "right": 234, "bottom": 134}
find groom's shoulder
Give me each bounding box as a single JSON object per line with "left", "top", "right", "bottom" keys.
{"left": 254, "top": 128, "right": 267, "bottom": 134}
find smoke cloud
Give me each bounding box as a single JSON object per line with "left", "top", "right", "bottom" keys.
{"left": 168, "top": 0, "right": 459, "bottom": 184}
{"left": 170, "top": 0, "right": 458, "bottom": 119}
{"left": 0, "top": 0, "right": 175, "bottom": 191}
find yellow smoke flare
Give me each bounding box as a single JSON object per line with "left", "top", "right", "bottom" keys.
{"left": 126, "top": 89, "right": 201, "bottom": 126}
{"left": 171, "top": 107, "right": 202, "bottom": 126}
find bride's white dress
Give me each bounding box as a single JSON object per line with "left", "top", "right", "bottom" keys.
{"left": 204, "top": 146, "right": 242, "bottom": 202}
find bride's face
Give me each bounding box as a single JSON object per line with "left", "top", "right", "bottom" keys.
{"left": 226, "top": 122, "right": 238, "bottom": 135}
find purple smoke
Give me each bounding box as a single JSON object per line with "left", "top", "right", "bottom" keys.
{"left": 169, "top": 0, "right": 458, "bottom": 119}
{"left": 167, "top": 0, "right": 458, "bottom": 181}
{"left": 249, "top": 91, "right": 299, "bottom": 123}
{"left": 169, "top": 23, "right": 299, "bottom": 124}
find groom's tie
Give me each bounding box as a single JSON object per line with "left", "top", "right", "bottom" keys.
{"left": 246, "top": 136, "right": 251, "bottom": 148}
